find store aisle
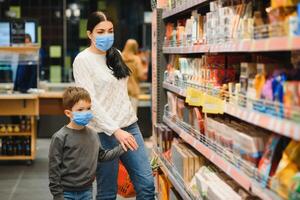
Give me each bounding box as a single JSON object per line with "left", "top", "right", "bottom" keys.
{"left": 0, "top": 139, "right": 51, "bottom": 200}
{"left": 0, "top": 139, "right": 140, "bottom": 200}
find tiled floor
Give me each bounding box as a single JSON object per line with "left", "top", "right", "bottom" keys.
{"left": 0, "top": 139, "right": 153, "bottom": 200}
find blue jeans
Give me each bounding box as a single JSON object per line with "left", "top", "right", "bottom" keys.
{"left": 63, "top": 188, "right": 92, "bottom": 200}
{"left": 96, "top": 122, "right": 155, "bottom": 200}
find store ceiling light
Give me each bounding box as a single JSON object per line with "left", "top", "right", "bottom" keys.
{"left": 73, "top": 9, "right": 80, "bottom": 17}
{"left": 65, "top": 9, "right": 72, "bottom": 18}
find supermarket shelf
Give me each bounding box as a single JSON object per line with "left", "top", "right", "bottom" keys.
{"left": 163, "top": 82, "right": 186, "bottom": 97}
{"left": 0, "top": 155, "right": 32, "bottom": 160}
{"left": 0, "top": 94, "right": 38, "bottom": 100}
{"left": 0, "top": 45, "right": 40, "bottom": 53}
{"left": 163, "top": 45, "right": 210, "bottom": 54}
{"left": 153, "top": 150, "right": 195, "bottom": 200}
{"left": 163, "top": 37, "right": 300, "bottom": 54}
{"left": 163, "top": 82, "right": 300, "bottom": 141}
{"left": 162, "top": 0, "right": 208, "bottom": 19}
{"left": 0, "top": 132, "right": 32, "bottom": 136}
{"left": 163, "top": 116, "right": 282, "bottom": 200}
{"left": 224, "top": 104, "right": 300, "bottom": 141}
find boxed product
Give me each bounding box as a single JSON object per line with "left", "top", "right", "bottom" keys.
{"left": 167, "top": 92, "right": 178, "bottom": 117}
{"left": 171, "top": 139, "right": 205, "bottom": 183}
{"left": 240, "top": 63, "right": 257, "bottom": 79}
{"left": 191, "top": 107, "right": 205, "bottom": 135}
{"left": 158, "top": 173, "right": 171, "bottom": 200}
{"left": 284, "top": 81, "right": 300, "bottom": 121}
{"left": 258, "top": 135, "right": 290, "bottom": 188}
{"left": 176, "top": 98, "right": 185, "bottom": 121}
{"left": 157, "top": 124, "right": 174, "bottom": 153}
{"left": 229, "top": 121, "right": 270, "bottom": 167}
{"left": 205, "top": 116, "right": 270, "bottom": 167}
{"left": 171, "top": 141, "right": 189, "bottom": 183}
{"left": 195, "top": 166, "right": 242, "bottom": 200}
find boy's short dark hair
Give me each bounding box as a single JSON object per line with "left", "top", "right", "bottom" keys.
{"left": 62, "top": 87, "right": 91, "bottom": 110}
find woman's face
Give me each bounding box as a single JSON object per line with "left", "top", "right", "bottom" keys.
{"left": 88, "top": 21, "right": 114, "bottom": 40}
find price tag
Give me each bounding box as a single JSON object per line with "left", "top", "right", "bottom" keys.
{"left": 202, "top": 94, "right": 225, "bottom": 114}
{"left": 186, "top": 87, "right": 204, "bottom": 106}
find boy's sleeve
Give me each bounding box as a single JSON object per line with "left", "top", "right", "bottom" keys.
{"left": 48, "top": 135, "right": 64, "bottom": 200}
{"left": 98, "top": 144, "right": 125, "bottom": 162}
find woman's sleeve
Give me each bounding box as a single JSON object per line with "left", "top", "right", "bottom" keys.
{"left": 136, "top": 56, "right": 147, "bottom": 81}
{"left": 73, "top": 57, "right": 119, "bottom": 136}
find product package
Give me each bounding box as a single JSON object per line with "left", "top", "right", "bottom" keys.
{"left": 284, "top": 81, "right": 300, "bottom": 121}
{"left": 158, "top": 174, "right": 171, "bottom": 200}
{"left": 271, "top": 141, "right": 300, "bottom": 199}
{"left": 176, "top": 98, "right": 185, "bottom": 121}
{"left": 258, "top": 135, "right": 290, "bottom": 187}
{"left": 194, "top": 166, "right": 242, "bottom": 200}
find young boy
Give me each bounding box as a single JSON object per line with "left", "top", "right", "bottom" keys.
{"left": 48, "top": 87, "right": 125, "bottom": 200}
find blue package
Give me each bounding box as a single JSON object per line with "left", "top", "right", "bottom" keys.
{"left": 272, "top": 73, "right": 287, "bottom": 118}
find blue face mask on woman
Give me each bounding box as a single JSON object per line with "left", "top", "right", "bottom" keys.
{"left": 95, "top": 34, "right": 114, "bottom": 52}
{"left": 72, "top": 111, "right": 94, "bottom": 126}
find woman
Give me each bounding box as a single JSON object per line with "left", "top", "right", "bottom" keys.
{"left": 73, "top": 11, "right": 155, "bottom": 200}
{"left": 122, "top": 39, "right": 147, "bottom": 113}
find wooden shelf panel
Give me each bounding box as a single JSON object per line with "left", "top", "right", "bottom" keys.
{"left": 0, "top": 94, "right": 38, "bottom": 100}
{"left": 0, "top": 156, "right": 33, "bottom": 160}
{"left": 0, "top": 132, "right": 32, "bottom": 136}
{"left": 0, "top": 46, "right": 40, "bottom": 53}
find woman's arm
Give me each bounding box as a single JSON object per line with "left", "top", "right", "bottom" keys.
{"left": 73, "top": 57, "right": 120, "bottom": 135}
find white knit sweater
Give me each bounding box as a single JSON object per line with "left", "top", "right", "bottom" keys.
{"left": 73, "top": 48, "right": 137, "bottom": 135}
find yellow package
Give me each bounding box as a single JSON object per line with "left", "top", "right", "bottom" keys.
{"left": 158, "top": 174, "right": 170, "bottom": 200}
{"left": 271, "top": 141, "right": 300, "bottom": 199}
{"left": 271, "top": 0, "right": 300, "bottom": 8}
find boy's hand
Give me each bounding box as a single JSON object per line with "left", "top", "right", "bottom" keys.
{"left": 114, "top": 129, "right": 138, "bottom": 151}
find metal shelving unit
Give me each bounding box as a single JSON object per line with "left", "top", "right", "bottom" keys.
{"left": 163, "top": 37, "right": 300, "bottom": 54}
{"left": 153, "top": 149, "right": 197, "bottom": 200}
{"left": 163, "top": 114, "right": 281, "bottom": 200}
{"left": 152, "top": 0, "right": 300, "bottom": 199}
{"left": 163, "top": 81, "right": 300, "bottom": 141}
{"left": 162, "top": 0, "right": 208, "bottom": 19}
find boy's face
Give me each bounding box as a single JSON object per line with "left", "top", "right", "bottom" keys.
{"left": 64, "top": 100, "right": 92, "bottom": 119}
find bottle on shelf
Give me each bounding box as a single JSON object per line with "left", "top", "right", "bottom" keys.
{"left": 14, "top": 124, "right": 20, "bottom": 133}
{"left": 2, "top": 137, "right": 7, "bottom": 155}
{"left": 20, "top": 117, "right": 26, "bottom": 132}
{"left": 12, "top": 137, "right": 17, "bottom": 156}
{"left": 16, "top": 138, "right": 22, "bottom": 155}
{"left": 25, "top": 137, "right": 31, "bottom": 156}
{"left": 0, "top": 124, "right": 6, "bottom": 133}
{"left": 26, "top": 117, "right": 31, "bottom": 132}
{"left": 7, "top": 137, "right": 13, "bottom": 156}
{"left": 7, "top": 125, "right": 13, "bottom": 133}
{"left": 0, "top": 138, "right": 2, "bottom": 155}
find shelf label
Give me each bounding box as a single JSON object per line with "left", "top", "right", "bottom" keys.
{"left": 186, "top": 87, "right": 224, "bottom": 113}
{"left": 186, "top": 87, "right": 204, "bottom": 106}
{"left": 202, "top": 94, "right": 225, "bottom": 114}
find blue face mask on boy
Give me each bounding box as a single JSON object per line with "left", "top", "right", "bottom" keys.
{"left": 95, "top": 34, "right": 114, "bottom": 52}
{"left": 72, "top": 111, "right": 94, "bottom": 126}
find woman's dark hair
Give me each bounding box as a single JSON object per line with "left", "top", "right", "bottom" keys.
{"left": 87, "top": 11, "right": 131, "bottom": 79}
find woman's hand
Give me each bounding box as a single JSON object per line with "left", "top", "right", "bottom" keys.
{"left": 114, "top": 129, "right": 139, "bottom": 151}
